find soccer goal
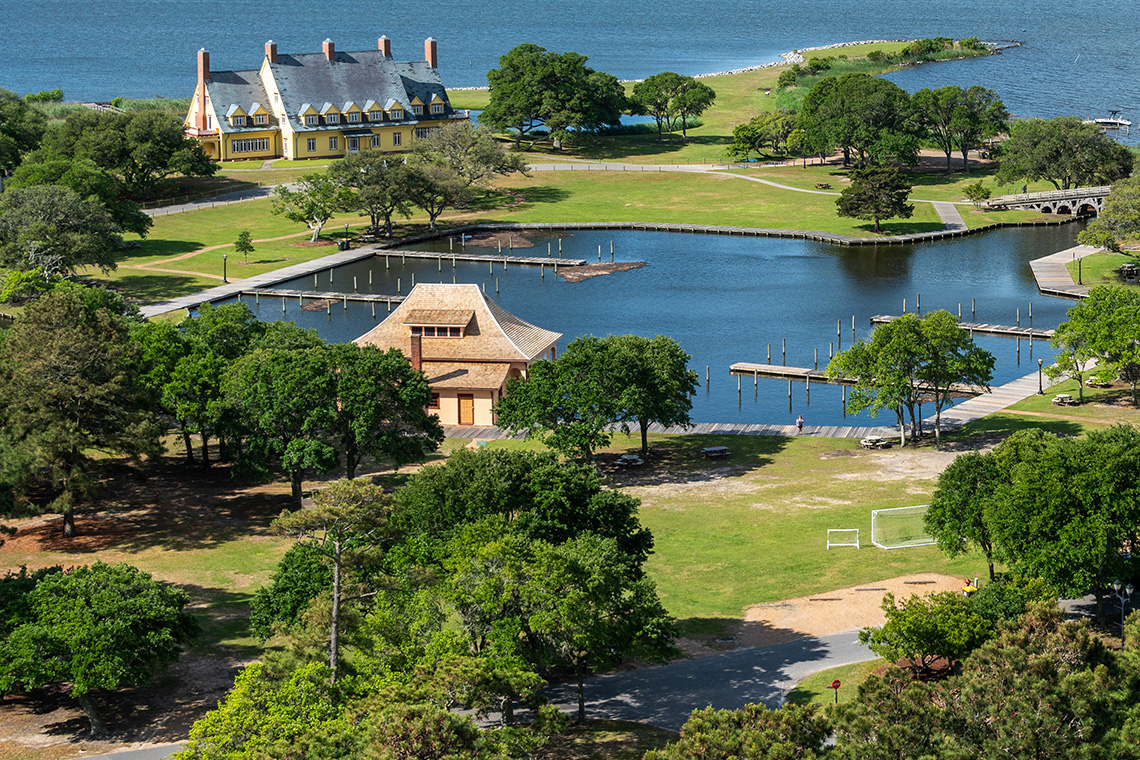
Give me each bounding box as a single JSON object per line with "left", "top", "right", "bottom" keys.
{"left": 871, "top": 505, "right": 934, "bottom": 550}
{"left": 827, "top": 529, "right": 860, "bottom": 550}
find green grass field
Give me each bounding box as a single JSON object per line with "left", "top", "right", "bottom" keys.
{"left": 1065, "top": 252, "right": 1140, "bottom": 289}
{"left": 786, "top": 659, "right": 888, "bottom": 706}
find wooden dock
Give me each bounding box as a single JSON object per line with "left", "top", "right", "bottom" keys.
{"left": 238, "top": 289, "right": 405, "bottom": 304}
{"left": 381, "top": 249, "right": 586, "bottom": 267}
{"left": 728, "top": 362, "right": 987, "bottom": 395}
{"left": 869, "top": 315, "right": 1054, "bottom": 340}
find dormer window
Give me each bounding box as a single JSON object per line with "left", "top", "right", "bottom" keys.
{"left": 411, "top": 105, "right": 423, "bottom": 116}
{"left": 369, "top": 110, "right": 383, "bottom": 121}
{"left": 305, "top": 114, "right": 318, "bottom": 126}
{"left": 326, "top": 113, "right": 340, "bottom": 124}
{"left": 347, "top": 111, "right": 361, "bottom": 123}
{"left": 431, "top": 103, "right": 444, "bottom": 115}
{"left": 391, "top": 108, "right": 404, "bottom": 120}
{"left": 232, "top": 115, "right": 246, "bottom": 126}
{"left": 254, "top": 113, "right": 268, "bottom": 125}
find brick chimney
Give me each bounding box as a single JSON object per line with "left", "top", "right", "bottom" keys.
{"left": 195, "top": 49, "right": 210, "bottom": 131}
{"left": 323, "top": 38, "right": 335, "bottom": 61}
{"left": 424, "top": 37, "right": 438, "bottom": 68}
{"left": 265, "top": 40, "right": 277, "bottom": 63}
{"left": 409, "top": 334, "right": 422, "bottom": 370}
{"left": 378, "top": 35, "right": 391, "bottom": 57}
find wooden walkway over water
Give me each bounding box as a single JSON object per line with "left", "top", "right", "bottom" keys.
{"left": 380, "top": 249, "right": 586, "bottom": 267}
{"left": 238, "top": 288, "right": 405, "bottom": 305}
{"left": 1029, "top": 244, "right": 1095, "bottom": 299}
{"left": 869, "top": 315, "right": 1054, "bottom": 340}
{"left": 727, "top": 362, "right": 988, "bottom": 395}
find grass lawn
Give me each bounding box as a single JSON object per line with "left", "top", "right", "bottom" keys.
{"left": 1065, "top": 252, "right": 1140, "bottom": 288}
{"left": 1004, "top": 377, "right": 1140, "bottom": 424}
{"left": 785, "top": 658, "right": 888, "bottom": 706}
{"left": 482, "top": 171, "right": 945, "bottom": 235}
{"left": 501, "top": 432, "right": 983, "bottom": 623}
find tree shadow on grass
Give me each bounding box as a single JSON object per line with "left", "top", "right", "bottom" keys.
{"left": 573, "top": 134, "right": 735, "bottom": 161}
{"left": 599, "top": 433, "right": 789, "bottom": 488}
{"left": 98, "top": 271, "right": 218, "bottom": 303}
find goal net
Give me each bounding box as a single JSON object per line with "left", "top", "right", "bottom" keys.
{"left": 871, "top": 505, "right": 934, "bottom": 550}
{"left": 827, "top": 529, "right": 860, "bottom": 550}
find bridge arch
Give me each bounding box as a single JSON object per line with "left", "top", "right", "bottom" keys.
{"left": 1077, "top": 202, "right": 1099, "bottom": 217}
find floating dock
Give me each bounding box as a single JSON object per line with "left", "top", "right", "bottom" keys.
{"left": 869, "top": 315, "right": 1053, "bottom": 340}
{"left": 728, "top": 362, "right": 987, "bottom": 396}
{"left": 238, "top": 289, "right": 406, "bottom": 305}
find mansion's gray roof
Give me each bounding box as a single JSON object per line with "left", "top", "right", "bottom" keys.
{"left": 206, "top": 70, "right": 275, "bottom": 134}
{"left": 266, "top": 51, "right": 453, "bottom": 133}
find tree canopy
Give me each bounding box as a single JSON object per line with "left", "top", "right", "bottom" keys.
{"left": 481, "top": 43, "right": 627, "bottom": 149}
{"left": 997, "top": 116, "right": 1133, "bottom": 190}
{"left": 409, "top": 120, "right": 528, "bottom": 186}
{"left": 496, "top": 334, "right": 698, "bottom": 459}
{"left": 0, "top": 184, "right": 124, "bottom": 279}
{"left": 9, "top": 156, "right": 152, "bottom": 236}
{"left": 1051, "top": 286, "right": 1140, "bottom": 403}
{"left": 1078, "top": 171, "right": 1140, "bottom": 252}
{"left": 36, "top": 108, "right": 216, "bottom": 199}
{"left": 798, "top": 73, "right": 921, "bottom": 167}
{"left": 835, "top": 166, "right": 914, "bottom": 233}
{"left": 271, "top": 173, "right": 356, "bottom": 242}
{"left": 0, "top": 88, "right": 46, "bottom": 171}
{"left": 328, "top": 151, "right": 415, "bottom": 237}
{"left": 828, "top": 311, "right": 993, "bottom": 443}
{"left": 0, "top": 562, "right": 198, "bottom": 735}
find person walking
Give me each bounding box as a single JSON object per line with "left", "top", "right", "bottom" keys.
{"left": 796, "top": 415, "right": 804, "bottom": 434}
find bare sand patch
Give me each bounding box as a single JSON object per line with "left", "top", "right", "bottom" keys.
{"left": 558, "top": 261, "right": 647, "bottom": 283}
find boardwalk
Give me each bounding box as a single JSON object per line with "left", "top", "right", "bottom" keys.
{"left": 869, "top": 315, "right": 1054, "bottom": 340}
{"left": 238, "top": 289, "right": 405, "bottom": 305}
{"left": 1030, "top": 244, "right": 1096, "bottom": 299}
{"left": 380, "top": 249, "right": 586, "bottom": 266}
{"left": 727, "top": 362, "right": 988, "bottom": 395}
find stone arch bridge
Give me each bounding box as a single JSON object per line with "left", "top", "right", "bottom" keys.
{"left": 985, "top": 186, "right": 1111, "bottom": 216}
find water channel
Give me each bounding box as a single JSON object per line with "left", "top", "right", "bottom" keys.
{"left": 216, "top": 223, "right": 1083, "bottom": 427}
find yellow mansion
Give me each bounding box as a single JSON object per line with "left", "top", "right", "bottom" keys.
{"left": 185, "top": 36, "right": 463, "bottom": 161}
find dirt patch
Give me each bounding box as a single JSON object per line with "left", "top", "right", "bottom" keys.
{"left": 290, "top": 240, "right": 335, "bottom": 248}
{"left": 558, "top": 261, "right": 647, "bottom": 283}
{"left": 301, "top": 299, "right": 334, "bottom": 312}
{"left": 730, "top": 574, "right": 967, "bottom": 648}
{"left": 833, "top": 448, "right": 961, "bottom": 482}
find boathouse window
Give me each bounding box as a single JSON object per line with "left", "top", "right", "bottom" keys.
{"left": 428, "top": 393, "right": 440, "bottom": 409}
{"left": 411, "top": 326, "right": 422, "bottom": 335}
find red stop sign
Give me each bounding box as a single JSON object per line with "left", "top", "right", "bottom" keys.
{"left": 831, "top": 679, "right": 842, "bottom": 689}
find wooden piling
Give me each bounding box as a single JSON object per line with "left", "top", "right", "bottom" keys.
{"left": 782, "top": 338, "right": 786, "bottom": 366}
{"left": 371, "top": 301, "right": 375, "bottom": 318}
{"left": 837, "top": 319, "right": 842, "bottom": 351}
{"left": 353, "top": 276, "right": 357, "bottom": 292}
{"left": 814, "top": 348, "right": 818, "bottom": 369}
{"left": 917, "top": 293, "right": 921, "bottom": 314}
{"left": 972, "top": 298, "right": 975, "bottom": 320}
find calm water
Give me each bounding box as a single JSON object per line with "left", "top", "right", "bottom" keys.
{"left": 219, "top": 225, "right": 1082, "bottom": 426}
{"left": 4, "top": 1, "right": 1138, "bottom": 129}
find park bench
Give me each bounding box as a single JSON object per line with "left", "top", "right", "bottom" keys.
{"left": 1052, "top": 394, "right": 1074, "bottom": 405}
{"left": 815, "top": 182, "right": 831, "bottom": 189}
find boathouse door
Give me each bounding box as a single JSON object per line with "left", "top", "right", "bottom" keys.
{"left": 458, "top": 394, "right": 474, "bottom": 426}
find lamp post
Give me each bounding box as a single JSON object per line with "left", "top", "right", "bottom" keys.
{"left": 223, "top": 254, "right": 228, "bottom": 284}
{"left": 1114, "top": 580, "right": 1134, "bottom": 646}
{"left": 1078, "top": 256, "right": 1083, "bottom": 285}
{"left": 1037, "top": 358, "right": 1044, "bottom": 394}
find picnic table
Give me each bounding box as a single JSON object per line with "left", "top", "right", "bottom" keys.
{"left": 815, "top": 182, "right": 831, "bottom": 189}
{"left": 701, "top": 446, "right": 730, "bottom": 459}
{"left": 1052, "top": 394, "right": 1074, "bottom": 405}
{"left": 860, "top": 436, "right": 891, "bottom": 450}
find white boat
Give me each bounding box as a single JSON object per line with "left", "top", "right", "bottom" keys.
{"left": 1089, "top": 109, "right": 1132, "bottom": 129}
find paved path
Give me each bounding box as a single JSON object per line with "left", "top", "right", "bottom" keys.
{"left": 544, "top": 631, "right": 873, "bottom": 731}
{"left": 144, "top": 185, "right": 280, "bottom": 218}
{"left": 931, "top": 201, "right": 968, "bottom": 231}
{"left": 138, "top": 244, "right": 385, "bottom": 317}
{"left": 83, "top": 743, "right": 183, "bottom": 760}
{"left": 1030, "top": 244, "right": 1096, "bottom": 299}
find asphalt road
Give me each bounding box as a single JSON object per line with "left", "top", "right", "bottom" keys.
{"left": 543, "top": 631, "right": 874, "bottom": 732}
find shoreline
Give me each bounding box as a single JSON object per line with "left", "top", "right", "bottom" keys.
{"left": 448, "top": 37, "right": 1023, "bottom": 91}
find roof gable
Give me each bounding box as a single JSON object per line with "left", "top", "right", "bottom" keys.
{"left": 355, "top": 284, "right": 560, "bottom": 363}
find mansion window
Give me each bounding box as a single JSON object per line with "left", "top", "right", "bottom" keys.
{"left": 371, "top": 134, "right": 382, "bottom": 148}
{"left": 231, "top": 115, "right": 246, "bottom": 126}
{"left": 231, "top": 137, "right": 269, "bottom": 153}
{"left": 392, "top": 131, "right": 402, "bottom": 146}
{"left": 415, "top": 127, "right": 439, "bottom": 139}
{"left": 304, "top": 114, "right": 318, "bottom": 126}
{"left": 329, "top": 136, "right": 338, "bottom": 150}
{"left": 411, "top": 105, "right": 423, "bottom": 116}
{"left": 254, "top": 113, "right": 268, "bottom": 125}
{"left": 369, "top": 110, "right": 383, "bottom": 121}
{"left": 347, "top": 111, "right": 361, "bottom": 122}
{"left": 326, "top": 113, "right": 340, "bottom": 124}
{"left": 307, "top": 138, "right": 316, "bottom": 151}
{"left": 391, "top": 109, "right": 404, "bottom": 120}
{"left": 430, "top": 103, "right": 444, "bottom": 115}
